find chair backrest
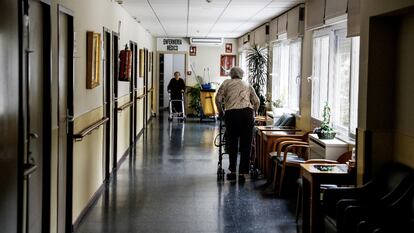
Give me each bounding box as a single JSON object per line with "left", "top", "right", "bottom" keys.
{"left": 274, "top": 113, "right": 295, "bottom": 127}
{"left": 336, "top": 151, "right": 352, "bottom": 163}
{"left": 373, "top": 162, "right": 414, "bottom": 200}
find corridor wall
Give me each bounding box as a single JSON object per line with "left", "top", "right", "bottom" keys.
{"left": 49, "top": 0, "right": 156, "bottom": 231}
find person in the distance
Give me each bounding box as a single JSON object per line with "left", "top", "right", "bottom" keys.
{"left": 167, "top": 71, "right": 186, "bottom": 113}
{"left": 215, "top": 67, "right": 260, "bottom": 182}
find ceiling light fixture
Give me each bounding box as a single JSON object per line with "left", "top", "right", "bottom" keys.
{"left": 190, "top": 37, "right": 223, "bottom": 44}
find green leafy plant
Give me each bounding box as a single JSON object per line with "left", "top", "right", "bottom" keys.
{"left": 186, "top": 84, "right": 201, "bottom": 117}
{"left": 320, "top": 102, "right": 334, "bottom": 133}
{"left": 272, "top": 98, "right": 283, "bottom": 108}
{"left": 246, "top": 45, "right": 268, "bottom": 115}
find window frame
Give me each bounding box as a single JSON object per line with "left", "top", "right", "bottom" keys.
{"left": 311, "top": 22, "right": 360, "bottom": 139}
{"left": 270, "top": 37, "right": 303, "bottom": 115}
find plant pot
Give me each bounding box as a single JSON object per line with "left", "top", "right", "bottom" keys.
{"left": 317, "top": 132, "right": 336, "bottom": 139}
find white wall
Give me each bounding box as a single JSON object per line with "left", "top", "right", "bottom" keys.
{"left": 59, "top": 0, "right": 155, "bottom": 117}
{"left": 49, "top": 0, "right": 156, "bottom": 229}
{"left": 187, "top": 38, "right": 238, "bottom": 86}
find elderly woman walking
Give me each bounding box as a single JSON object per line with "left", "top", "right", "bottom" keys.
{"left": 215, "top": 67, "right": 260, "bottom": 182}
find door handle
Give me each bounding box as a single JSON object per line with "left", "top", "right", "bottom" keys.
{"left": 29, "top": 132, "right": 39, "bottom": 139}
{"left": 24, "top": 163, "right": 38, "bottom": 178}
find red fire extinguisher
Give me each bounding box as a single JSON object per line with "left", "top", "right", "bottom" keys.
{"left": 119, "top": 45, "right": 132, "bottom": 81}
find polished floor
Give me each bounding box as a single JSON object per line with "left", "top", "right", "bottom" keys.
{"left": 76, "top": 115, "right": 301, "bottom": 233}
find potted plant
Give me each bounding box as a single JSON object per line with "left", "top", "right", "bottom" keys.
{"left": 317, "top": 102, "right": 336, "bottom": 139}
{"left": 246, "top": 45, "right": 268, "bottom": 115}
{"left": 272, "top": 98, "right": 284, "bottom": 117}
{"left": 186, "top": 83, "right": 201, "bottom": 117}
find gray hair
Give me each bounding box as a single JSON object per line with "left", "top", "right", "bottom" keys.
{"left": 228, "top": 67, "right": 244, "bottom": 79}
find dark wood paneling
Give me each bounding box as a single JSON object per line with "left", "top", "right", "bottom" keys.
{"left": 0, "top": 0, "right": 21, "bottom": 232}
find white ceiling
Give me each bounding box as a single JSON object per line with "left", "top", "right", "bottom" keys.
{"left": 121, "top": 0, "right": 304, "bottom": 38}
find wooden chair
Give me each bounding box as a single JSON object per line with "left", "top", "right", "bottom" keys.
{"left": 267, "top": 135, "right": 310, "bottom": 196}
{"left": 273, "top": 140, "right": 310, "bottom": 196}
{"left": 266, "top": 137, "right": 302, "bottom": 184}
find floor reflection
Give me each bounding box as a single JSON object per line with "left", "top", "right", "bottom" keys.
{"left": 76, "top": 114, "right": 300, "bottom": 233}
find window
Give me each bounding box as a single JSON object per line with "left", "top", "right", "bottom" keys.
{"left": 311, "top": 35, "right": 329, "bottom": 119}
{"left": 311, "top": 24, "right": 360, "bottom": 137}
{"left": 239, "top": 51, "right": 249, "bottom": 81}
{"left": 271, "top": 39, "right": 302, "bottom": 113}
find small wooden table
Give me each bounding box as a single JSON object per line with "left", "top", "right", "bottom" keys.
{"left": 301, "top": 163, "right": 355, "bottom": 233}
{"left": 260, "top": 131, "right": 306, "bottom": 178}
{"left": 254, "top": 116, "right": 268, "bottom": 126}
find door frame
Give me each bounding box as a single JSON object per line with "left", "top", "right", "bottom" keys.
{"left": 39, "top": 1, "right": 52, "bottom": 232}
{"left": 20, "top": 1, "right": 53, "bottom": 232}
{"left": 103, "top": 27, "right": 112, "bottom": 181}
{"left": 57, "top": 5, "right": 74, "bottom": 233}
{"left": 129, "top": 41, "right": 137, "bottom": 146}
{"left": 144, "top": 49, "right": 148, "bottom": 125}
{"left": 112, "top": 32, "right": 119, "bottom": 170}
{"left": 156, "top": 51, "right": 188, "bottom": 114}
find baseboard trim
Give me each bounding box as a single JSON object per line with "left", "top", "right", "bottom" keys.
{"left": 116, "top": 147, "right": 130, "bottom": 170}
{"left": 135, "top": 128, "right": 144, "bottom": 141}
{"left": 146, "top": 116, "right": 154, "bottom": 124}
{"left": 72, "top": 182, "right": 106, "bottom": 232}
{"left": 71, "top": 121, "right": 152, "bottom": 232}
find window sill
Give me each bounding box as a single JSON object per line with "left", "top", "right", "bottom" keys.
{"left": 335, "top": 133, "right": 356, "bottom": 146}
{"left": 310, "top": 117, "right": 355, "bottom": 146}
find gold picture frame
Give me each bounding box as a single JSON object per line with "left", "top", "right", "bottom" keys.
{"left": 139, "top": 49, "right": 145, "bottom": 78}
{"left": 86, "top": 31, "right": 101, "bottom": 89}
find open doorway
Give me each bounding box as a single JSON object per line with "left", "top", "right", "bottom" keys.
{"left": 158, "top": 53, "right": 186, "bottom": 109}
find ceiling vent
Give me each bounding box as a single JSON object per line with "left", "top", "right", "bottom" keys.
{"left": 190, "top": 37, "right": 223, "bottom": 46}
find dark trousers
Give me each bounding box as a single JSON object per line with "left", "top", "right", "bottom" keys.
{"left": 225, "top": 108, "right": 254, "bottom": 174}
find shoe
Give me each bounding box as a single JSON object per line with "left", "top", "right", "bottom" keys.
{"left": 238, "top": 174, "right": 246, "bottom": 183}
{"left": 226, "top": 173, "right": 236, "bottom": 181}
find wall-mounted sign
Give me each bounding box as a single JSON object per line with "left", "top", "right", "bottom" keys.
{"left": 157, "top": 38, "right": 189, "bottom": 52}
{"left": 189, "top": 46, "right": 196, "bottom": 56}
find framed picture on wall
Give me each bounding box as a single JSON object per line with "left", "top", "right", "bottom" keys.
{"left": 86, "top": 31, "right": 101, "bottom": 89}
{"left": 189, "top": 46, "right": 196, "bottom": 56}
{"left": 139, "top": 49, "right": 145, "bottom": 78}
{"left": 225, "top": 43, "right": 232, "bottom": 53}
{"left": 220, "top": 55, "right": 236, "bottom": 76}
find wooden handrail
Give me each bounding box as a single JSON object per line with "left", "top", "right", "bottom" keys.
{"left": 136, "top": 94, "right": 146, "bottom": 100}
{"left": 73, "top": 117, "right": 109, "bottom": 142}
{"left": 117, "top": 101, "right": 134, "bottom": 112}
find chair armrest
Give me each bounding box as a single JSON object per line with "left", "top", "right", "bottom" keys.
{"left": 337, "top": 204, "right": 369, "bottom": 233}
{"left": 323, "top": 187, "right": 369, "bottom": 217}
{"left": 271, "top": 137, "right": 302, "bottom": 152}
{"left": 277, "top": 141, "right": 308, "bottom": 158}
